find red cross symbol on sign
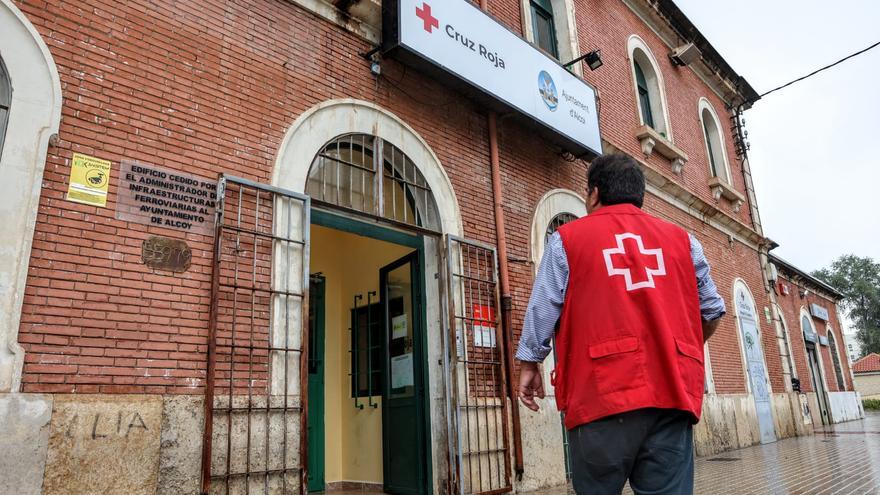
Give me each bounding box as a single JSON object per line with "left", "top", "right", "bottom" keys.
{"left": 416, "top": 2, "right": 439, "bottom": 33}
{"left": 602, "top": 233, "right": 666, "bottom": 291}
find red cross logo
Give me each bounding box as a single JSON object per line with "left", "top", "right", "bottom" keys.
{"left": 602, "top": 233, "right": 666, "bottom": 291}
{"left": 416, "top": 2, "right": 439, "bottom": 33}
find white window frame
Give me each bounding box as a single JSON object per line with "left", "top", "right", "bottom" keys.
{"left": 520, "top": 0, "right": 582, "bottom": 75}
{"left": 627, "top": 35, "right": 672, "bottom": 140}
{"left": 698, "top": 98, "right": 732, "bottom": 184}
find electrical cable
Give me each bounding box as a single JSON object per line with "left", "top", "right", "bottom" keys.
{"left": 756, "top": 40, "right": 880, "bottom": 101}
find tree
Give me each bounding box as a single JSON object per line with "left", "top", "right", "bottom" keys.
{"left": 812, "top": 255, "right": 880, "bottom": 357}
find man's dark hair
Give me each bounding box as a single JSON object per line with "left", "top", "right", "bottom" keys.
{"left": 587, "top": 153, "right": 646, "bottom": 208}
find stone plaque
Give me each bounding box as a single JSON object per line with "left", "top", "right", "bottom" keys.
{"left": 142, "top": 236, "right": 192, "bottom": 273}
{"left": 43, "top": 395, "right": 163, "bottom": 495}
{"left": 116, "top": 160, "right": 217, "bottom": 235}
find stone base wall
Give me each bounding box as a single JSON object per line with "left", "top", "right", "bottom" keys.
{"left": 0, "top": 393, "right": 205, "bottom": 495}
{"left": 828, "top": 391, "right": 864, "bottom": 424}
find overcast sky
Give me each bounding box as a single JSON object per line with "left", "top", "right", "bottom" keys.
{"left": 674, "top": 0, "right": 880, "bottom": 274}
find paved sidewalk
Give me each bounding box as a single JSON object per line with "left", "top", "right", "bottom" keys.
{"left": 679, "top": 411, "right": 880, "bottom": 494}
{"left": 543, "top": 411, "right": 880, "bottom": 494}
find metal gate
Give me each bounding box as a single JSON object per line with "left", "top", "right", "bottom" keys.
{"left": 201, "top": 175, "right": 311, "bottom": 495}
{"left": 444, "top": 236, "right": 512, "bottom": 495}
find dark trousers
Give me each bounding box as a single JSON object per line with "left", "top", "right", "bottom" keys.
{"left": 568, "top": 408, "right": 694, "bottom": 495}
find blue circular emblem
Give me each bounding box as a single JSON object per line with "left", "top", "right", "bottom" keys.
{"left": 538, "top": 70, "right": 558, "bottom": 111}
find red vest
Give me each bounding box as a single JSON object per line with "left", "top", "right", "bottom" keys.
{"left": 553, "top": 204, "right": 704, "bottom": 429}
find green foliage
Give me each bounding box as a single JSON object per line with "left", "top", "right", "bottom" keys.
{"left": 863, "top": 399, "right": 880, "bottom": 411}
{"left": 812, "top": 255, "right": 880, "bottom": 357}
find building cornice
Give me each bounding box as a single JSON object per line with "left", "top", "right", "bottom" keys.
{"left": 621, "top": 0, "right": 758, "bottom": 109}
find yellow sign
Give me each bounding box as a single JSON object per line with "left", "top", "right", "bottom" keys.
{"left": 66, "top": 153, "right": 112, "bottom": 207}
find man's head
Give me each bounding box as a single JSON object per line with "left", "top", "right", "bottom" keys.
{"left": 586, "top": 153, "right": 646, "bottom": 213}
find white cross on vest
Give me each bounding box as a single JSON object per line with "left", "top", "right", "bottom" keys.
{"left": 602, "top": 232, "right": 666, "bottom": 291}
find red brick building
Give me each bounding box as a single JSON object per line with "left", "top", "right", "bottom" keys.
{"left": 0, "top": 0, "right": 862, "bottom": 494}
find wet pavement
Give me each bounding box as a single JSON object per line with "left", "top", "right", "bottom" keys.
{"left": 542, "top": 412, "right": 880, "bottom": 494}
{"left": 679, "top": 411, "right": 880, "bottom": 494}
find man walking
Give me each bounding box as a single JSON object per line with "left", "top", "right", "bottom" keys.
{"left": 516, "top": 153, "right": 725, "bottom": 494}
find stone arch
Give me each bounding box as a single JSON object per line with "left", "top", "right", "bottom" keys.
{"left": 529, "top": 188, "right": 586, "bottom": 270}
{"left": 698, "top": 97, "right": 732, "bottom": 183}
{"left": 627, "top": 35, "right": 672, "bottom": 140}
{"left": 272, "top": 99, "right": 462, "bottom": 236}
{"left": 0, "top": 0, "right": 63, "bottom": 392}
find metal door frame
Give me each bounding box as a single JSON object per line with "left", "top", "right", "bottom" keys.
{"left": 201, "top": 174, "right": 311, "bottom": 495}
{"left": 443, "top": 235, "right": 512, "bottom": 495}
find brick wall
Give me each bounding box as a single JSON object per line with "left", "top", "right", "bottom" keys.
{"left": 15, "top": 0, "right": 764, "bottom": 396}
{"left": 774, "top": 274, "right": 854, "bottom": 393}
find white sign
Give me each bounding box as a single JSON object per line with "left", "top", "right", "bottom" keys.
{"left": 810, "top": 303, "right": 830, "bottom": 321}
{"left": 392, "top": 314, "right": 408, "bottom": 340}
{"left": 391, "top": 353, "right": 414, "bottom": 389}
{"left": 388, "top": 0, "right": 602, "bottom": 157}
{"left": 473, "top": 324, "right": 496, "bottom": 348}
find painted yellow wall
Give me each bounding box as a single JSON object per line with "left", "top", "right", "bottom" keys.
{"left": 310, "top": 224, "right": 413, "bottom": 484}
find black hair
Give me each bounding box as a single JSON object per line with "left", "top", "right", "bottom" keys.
{"left": 587, "top": 153, "right": 645, "bottom": 208}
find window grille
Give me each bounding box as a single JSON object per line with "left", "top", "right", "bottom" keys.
{"left": 306, "top": 134, "right": 440, "bottom": 232}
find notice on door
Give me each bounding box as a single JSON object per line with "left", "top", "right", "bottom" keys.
{"left": 116, "top": 160, "right": 217, "bottom": 235}
{"left": 66, "top": 153, "right": 112, "bottom": 207}
{"left": 391, "top": 353, "right": 414, "bottom": 389}
{"left": 392, "top": 314, "right": 408, "bottom": 340}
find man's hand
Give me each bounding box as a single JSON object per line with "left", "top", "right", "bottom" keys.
{"left": 702, "top": 317, "right": 721, "bottom": 342}
{"left": 518, "top": 361, "right": 545, "bottom": 411}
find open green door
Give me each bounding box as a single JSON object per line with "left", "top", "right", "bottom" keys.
{"left": 307, "top": 275, "right": 325, "bottom": 492}
{"left": 381, "top": 251, "right": 428, "bottom": 495}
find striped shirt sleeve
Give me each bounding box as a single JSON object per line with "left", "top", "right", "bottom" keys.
{"left": 515, "top": 232, "right": 568, "bottom": 362}
{"left": 689, "top": 233, "right": 726, "bottom": 321}
{"left": 515, "top": 231, "right": 726, "bottom": 364}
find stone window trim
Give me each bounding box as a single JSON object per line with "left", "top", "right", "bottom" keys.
{"left": 627, "top": 35, "right": 673, "bottom": 141}
{"left": 698, "top": 98, "right": 734, "bottom": 182}
{"left": 0, "top": 0, "right": 63, "bottom": 393}
{"left": 634, "top": 124, "right": 688, "bottom": 175}
{"left": 287, "top": 0, "right": 381, "bottom": 44}
{"left": 732, "top": 279, "right": 774, "bottom": 397}
{"left": 708, "top": 176, "right": 745, "bottom": 213}
{"left": 520, "top": 0, "right": 583, "bottom": 76}
{"left": 826, "top": 327, "right": 847, "bottom": 392}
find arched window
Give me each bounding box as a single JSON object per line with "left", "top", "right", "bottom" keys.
{"left": 530, "top": 0, "right": 559, "bottom": 57}
{"left": 775, "top": 305, "right": 798, "bottom": 382}
{"left": 0, "top": 57, "right": 10, "bottom": 159}
{"left": 827, "top": 329, "right": 846, "bottom": 391}
{"left": 545, "top": 212, "right": 577, "bottom": 244}
{"left": 698, "top": 99, "right": 731, "bottom": 183}
{"left": 306, "top": 133, "right": 440, "bottom": 231}
{"left": 628, "top": 36, "right": 670, "bottom": 139}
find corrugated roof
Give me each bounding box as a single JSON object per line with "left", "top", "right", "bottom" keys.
{"left": 853, "top": 353, "right": 880, "bottom": 374}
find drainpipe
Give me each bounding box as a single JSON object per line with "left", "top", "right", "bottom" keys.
{"left": 480, "top": 0, "right": 524, "bottom": 479}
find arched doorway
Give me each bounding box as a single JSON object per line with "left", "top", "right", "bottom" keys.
{"left": 201, "top": 100, "right": 512, "bottom": 495}
{"left": 733, "top": 280, "right": 776, "bottom": 444}
{"left": 0, "top": 0, "right": 62, "bottom": 393}
{"left": 802, "top": 312, "right": 830, "bottom": 425}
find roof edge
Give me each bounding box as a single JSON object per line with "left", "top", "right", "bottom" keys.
{"left": 769, "top": 253, "right": 844, "bottom": 301}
